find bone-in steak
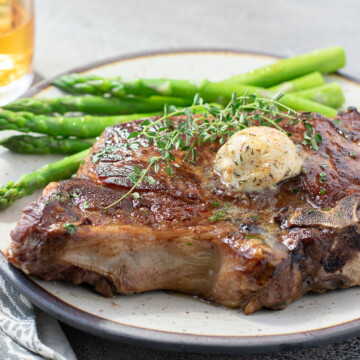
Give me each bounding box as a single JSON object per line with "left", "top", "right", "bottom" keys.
{"left": 6, "top": 109, "right": 360, "bottom": 314}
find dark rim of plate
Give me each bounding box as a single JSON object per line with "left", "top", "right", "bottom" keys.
{"left": 1, "top": 49, "right": 360, "bottom": 355}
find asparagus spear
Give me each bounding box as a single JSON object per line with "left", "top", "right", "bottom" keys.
{"left": 223, "top": 46, "right": 346, "bottom": 87}
{"left": 267, "top": 72, "right": 324, "bottom": 93}
{"left": 52, "top": 74, "right": 199, "bottom": 99}
{"left": 293, "top": 82, "right": 345, "bottom": 109}
{"left": 0, "top": 149, "right": 89, "bottom": 210}
{"left": 0, "top": 111, "right": 160, "bottom": 137}
{"left": 0, "top": 134, "right": 95, "bottom": 154}
{"left": 276, "top": 94, "right": 337, "bottom": 118}
{"left": 52, "top": 71, "right": 324, "bottom": 100}
{"left": 4, "top": 79, "right": 338, "bottom": 118}
{"left": 197, "top": 82, "right": 338, "bottom": 118}
{"left": 3, "top": 95, "right": 192, "bottom": 115}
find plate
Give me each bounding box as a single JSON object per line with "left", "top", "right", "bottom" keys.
{"left": 1, "top": 50, "right": 360, "bottom": 354}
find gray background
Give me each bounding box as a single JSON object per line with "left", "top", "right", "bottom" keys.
{"left": 34, "top": 0, "right": 360, "bottom": 359}
{"left": 35, "top": 0, "right": 360, "bottom": 79}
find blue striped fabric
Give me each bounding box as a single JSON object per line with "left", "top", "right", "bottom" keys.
{"left": 0, "top": 276, "right": 76, "bottom": 359}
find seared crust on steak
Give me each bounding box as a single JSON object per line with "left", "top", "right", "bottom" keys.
{"left": 7, "top": 109, "right": 360, "bottom": 314}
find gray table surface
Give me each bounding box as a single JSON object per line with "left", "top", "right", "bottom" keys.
{"left": 32, "top": 1, "right": 360, "bottom": 359}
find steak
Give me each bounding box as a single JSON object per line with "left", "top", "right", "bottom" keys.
{"left": 6, "top": 109, "right": 360, "bottom": 314}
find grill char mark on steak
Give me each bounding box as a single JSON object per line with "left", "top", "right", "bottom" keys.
{"left": 6, "top": 109, "right": 360, "bottom": 314}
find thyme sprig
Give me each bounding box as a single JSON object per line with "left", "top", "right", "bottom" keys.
{"left": 104, "top": 92, "right": 320, "bottom": 209}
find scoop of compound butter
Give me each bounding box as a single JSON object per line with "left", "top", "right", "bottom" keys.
{"left": 214, "top": 127, "right": 303, "bottom": 192}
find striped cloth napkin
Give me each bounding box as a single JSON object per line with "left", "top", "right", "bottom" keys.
{"left": 0, "top": 276, "right": 77, "bottom": 360}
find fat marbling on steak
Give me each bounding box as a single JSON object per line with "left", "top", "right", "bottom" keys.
{"left": 6, "top": 109, "right": 360, "bottom": 314}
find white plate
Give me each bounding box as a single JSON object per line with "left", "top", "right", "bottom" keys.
{"left": 1, "top": 50, "right": 360, "bottom": 354}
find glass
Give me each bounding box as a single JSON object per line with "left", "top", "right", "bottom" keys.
{"left": 0, "top": 0, "right": 34, "bottom": 106}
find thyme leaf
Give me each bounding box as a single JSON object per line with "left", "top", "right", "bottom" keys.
{"left": 209, "top": 211, "right": 230, "bottom": 222}
{"left": 64, "top": 223, "right": 77, "bottom": 235}
{"left": 301, "top": 113, "right": 322, "bottom": 150}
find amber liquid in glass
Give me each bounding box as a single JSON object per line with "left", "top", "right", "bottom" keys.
{"left": 0, "top": 0, "right": 34, "bottom": 87}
